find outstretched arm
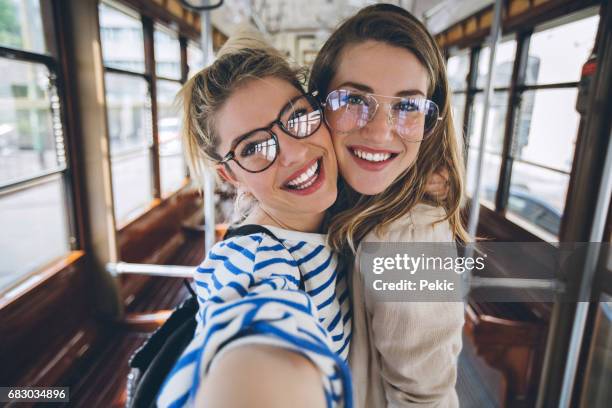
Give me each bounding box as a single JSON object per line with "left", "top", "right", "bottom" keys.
{"left": 196, "top": 344, "right": 326, "bottom": 408}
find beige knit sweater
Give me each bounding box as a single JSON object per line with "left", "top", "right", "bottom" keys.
{"left": 349, "top": 203, "right": 465, "bottom": 408}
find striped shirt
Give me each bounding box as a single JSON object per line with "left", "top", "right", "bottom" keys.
{"left": 157, "top": 225, "right": 353, "bottom": 408}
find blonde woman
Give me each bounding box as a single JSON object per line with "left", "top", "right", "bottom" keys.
{"left": 157, "top": 31, "right": 352, "bottom": 408}
{"left": 310, "top": 4, "right": 467, "bottom": 407}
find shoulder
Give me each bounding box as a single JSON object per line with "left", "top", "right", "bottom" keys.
{"left": 364, "top": 203, "right": 454, "bottom": 243}
{"left": 198, "top": 232, "right": 288, "bottom": 269}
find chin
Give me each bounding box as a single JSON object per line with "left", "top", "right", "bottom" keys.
{"left": 345, "top": 173, "right": 393, "bottom": 196}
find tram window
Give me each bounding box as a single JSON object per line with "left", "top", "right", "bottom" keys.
{"left": 507, "top": 161, "right": 567, "bottom": 237}
{"left": 98, "top": 2, "right": 145, "bottom": 73}
{"left": 447, "top": 49, "right": 470, "bottom": 92}
{"left": 447, "top": 49, "right": 470, "bottom": 145}
{"left": 465, "top": 150, "right": 502, "bottom": 207}
{"left": 512, "top": 88, "right": 579, "bottom": 173}
{"left": 450, "top": 92, "right": 466, "bottom": 137}
{"left": 1, "top": 1, "right": 74, "bottom": 293}
{"left": 0, "top": 0, "right": 46, "bottom": 54}
{"left": 467, "top": 92, "right": 508, "bottom": 153}
{"left": 525, "top": 13, "right": 599, "bottom": 86}
{"left": 465, "top": 91, "right": 508, "bottom": 205}
{"left": 157, "top": 80, "right": 185, "bottom": 197}
{"left": 104, "top": 73, "right": 153, "bottom": 223}
{"left": 187, "top": 40, "right": 205, "bottom": 78}
{"left": 154, "top": 24, "right": 181, "bottom": 80}
{"left": 504, "top": 11, "right": 599, "bottom": 238}
{"left": 476, "top": 39, "right": 516, "bottom": 89}
{"left": 0, "top": 59, "right": 63, "bottom": 183}
{"left": 0, "top": 175, "right": 70, "bottom": 292}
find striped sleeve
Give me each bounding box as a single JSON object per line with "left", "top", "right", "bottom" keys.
{"left": 157, "top": 233, "right": 352, "bottom": 408}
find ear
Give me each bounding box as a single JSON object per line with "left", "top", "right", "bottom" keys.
{"left": 216, "top": 163, "right": 239, "bottom": 187}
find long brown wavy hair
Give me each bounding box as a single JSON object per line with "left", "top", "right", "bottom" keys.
{"left": 309, "top": 3, "right": 469, "bottom": 253}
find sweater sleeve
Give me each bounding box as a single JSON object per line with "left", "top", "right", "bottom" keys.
{"left": 157, "top": 233, "right": 351, "bottom": 408}
{"left": 362, "top": 205, "right": 464, "bottom": 408}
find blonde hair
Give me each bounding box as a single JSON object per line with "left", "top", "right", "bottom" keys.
{"left": 310, "top": 4, "right": 469, "bottom": 253}
{"left": 180, "top": 24, "right": 306, "bottom": 187}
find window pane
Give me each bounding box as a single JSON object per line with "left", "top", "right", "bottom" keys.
{"left": 99, "top": 2, "right": 145, "bottom": 73}
{"left": 451, "top": 92, "right": 466, "bottom": 138}
{"left": 580, "top": 295, "right": 612, "bottom": 407}
{"left": 104, "top": 73, "right": 153, "bottom": 223}
{"left": 0, "top": 58, "right": 65, "bottom": 184}
{"left": 525, "top": 13, "right": 599, "bottom": 85}
{"left": 0, "top": 0, "right": 46, "bottom": 53}
{"left": 104, "top": 73, "right": 151, "bottom": 154}
{"left": 513, "top": 88, "right": 579, "bottom": 173}
{"left": 111, "top": 150, "right": 152, "bottom": 223}
{"left": 477, "top": 38, "right": 517, "bottom": 89}
{"left": 447, "top": 49, "right": 470, "bottom": 92}
{"left": 466, "top": 91, "right": 508, "bottom": 154}
{"left": 508, "top": 161, "right": 567, "bottom": 237}
{"left": 157, "top": 80, "right": 185, "bottom": 196}
{"left": 154, "top": 25, "right": 181, "bottom": 80}
{"left": 187, "top": 41, "right": 205, "bottom": 78}
{"left": 466, "top": 148, "right": 501, "bottom": 206}
{"left": 0, "top": 175, "right": 70, "bottom": 292}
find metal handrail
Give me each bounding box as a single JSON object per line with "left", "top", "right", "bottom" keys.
{"left": 106, "top": 262, "right": 194, "bottom": 278}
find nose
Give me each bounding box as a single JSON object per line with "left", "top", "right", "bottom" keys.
{"left": 362, "top": 103, "right": 395, "bottom": 143}
{"left": 276, "top": 130, "right": 309, "bottom": 168}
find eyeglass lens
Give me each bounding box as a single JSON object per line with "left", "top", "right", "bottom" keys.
{"left": 280, "top": 94, "right": 322, "bottom": 138}
{"left": 324, "top": 89, "right": 440, "bottom": 141}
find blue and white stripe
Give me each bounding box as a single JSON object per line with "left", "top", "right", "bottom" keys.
{"left": 157, "top": 226, "right": 352, "bottom": 408}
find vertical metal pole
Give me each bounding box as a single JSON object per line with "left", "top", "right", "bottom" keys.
{"left": 201, "top": 3, "right": 216, "bottom": 253}
{"left": 558, "top": 128, "right": 612, "bottom": 407}
{"left": 467, "top": 0, "right": 504, "bottom": 238}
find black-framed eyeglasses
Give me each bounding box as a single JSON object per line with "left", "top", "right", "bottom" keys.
{"left": 217, "top": 92, "right": 323, "bottom": 173}
{"left": 323, "top": 89, "right": 442, "bottom": 141}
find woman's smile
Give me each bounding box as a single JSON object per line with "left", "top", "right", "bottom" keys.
{"left": 281, "top": 157, "right": 326, "bottom": 195}
{"left": 347, "top": 144, "right": 400, "bottom": 171}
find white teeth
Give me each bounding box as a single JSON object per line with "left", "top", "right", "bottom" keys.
{"left": 352, "top": 149, "right": 392, "bottom": 162}
{"left": 287, "top": 161, "right": 320, "bottom": 188}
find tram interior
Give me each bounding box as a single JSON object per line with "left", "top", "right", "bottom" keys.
{"left": 0, "top": 0, "right": 610, "bottom": 407}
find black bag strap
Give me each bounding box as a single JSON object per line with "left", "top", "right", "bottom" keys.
{"left": 129, "top": 296, "right": 198, "bottom": 369}
{"left": 223, "top": 224, "right": 283, "bottom": 244}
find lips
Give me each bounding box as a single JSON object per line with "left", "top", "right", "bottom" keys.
{"left": 347, "top": 145, "right": 399, "bottom": 171}
{"left": 282, "top": 157, "right": 326, "bottom": 195}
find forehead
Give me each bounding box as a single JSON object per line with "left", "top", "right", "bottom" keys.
{"left": 216, "top": 76, "right": 301, "bottom": 151}
{"left": 331, "top": 40, "right": 429, "bottom": 96}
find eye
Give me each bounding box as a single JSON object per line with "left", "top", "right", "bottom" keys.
{"left": 393, "top": 99, "right": 420, "bottom": 112}
{"left": 239, "top": 139, "right": 272, "bottom": 157}
{"left": 345, "top": 93, "right": 367, "bottom": 106}
{"left": 287, "top": 108, "right": 308, "bottom": 124}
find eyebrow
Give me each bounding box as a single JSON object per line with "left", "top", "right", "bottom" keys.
{"left": 335, "top": 81, "right": 426, "bottom": 97}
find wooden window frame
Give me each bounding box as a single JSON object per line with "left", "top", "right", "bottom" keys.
{"left": 451, "top": 6, "right": 602, "bottom": 242}
{"left": 0, "top": 0, "right": 86, "bottom": 303}
{"left": 99, "top": 0, "right": 192, "bottom": 229}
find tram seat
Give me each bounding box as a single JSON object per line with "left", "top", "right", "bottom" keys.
{"left": 464, "top": 300, "right": 548, "bottom": 408}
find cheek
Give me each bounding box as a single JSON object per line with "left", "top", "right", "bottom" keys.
{"left": 399, "top": 142, "right": 421, "bottom": 169}
{"left": 239, "top": 173, "right": 275, "bottom": 198}
{"left": 330, "top": 133, "right": 349, "bottom": 168}
{"left": 331, "top": 132, "right": 347, "bottom": 155}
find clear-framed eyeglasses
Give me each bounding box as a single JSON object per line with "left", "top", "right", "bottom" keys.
{"left": 323, "top": 89, "right": 442, "bottom": 141}
{"left": 217, "top": 92, "right": 323, "bottom": 173}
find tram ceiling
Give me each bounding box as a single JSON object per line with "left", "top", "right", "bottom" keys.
{"left": 208, "top": 0, "right": 492, "bottom": 37}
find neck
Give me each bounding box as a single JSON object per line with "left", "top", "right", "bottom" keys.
{"left": 244, "top": 205, "right": 324, "bottom": 233}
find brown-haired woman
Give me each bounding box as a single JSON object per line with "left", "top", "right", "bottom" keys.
{"left": 310, "top": 4, "right": 467, "bottom": 407}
